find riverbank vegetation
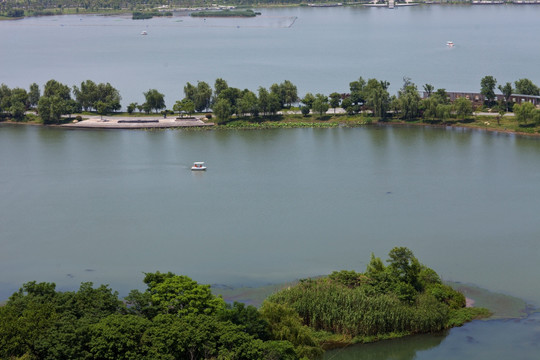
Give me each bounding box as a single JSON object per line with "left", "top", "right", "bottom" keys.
{"left": 267, "top": 247, "right": 490, "bottom": 347}
{"left": 132, "top": 10, "right": 172, "bottom": 19}
{"left": 191, "top": 9, "right": 259, "bottom": 17}
{"left": 0, "top": 248, "right": 489, "bottom": 359}
{"left": 0, "top": 0, "right": 507, "bottom": 20}
{"left": 1, "top": 76, "right": 540, "bottom": 135}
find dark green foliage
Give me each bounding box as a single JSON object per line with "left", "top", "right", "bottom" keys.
{"left": 259, "top": 301, "right": 324, "bottom": 359}
{"left": 218, "top": 302, "right": 272, "bottom": 340}
{"left": 0, "top": 281, "right": 125, "bottom": 360}
{"left": 428, "top": 283, "right": 465, "bottom": 310}
{"left": 0, "top": 274, "right": 303, "bottom": 359}
{"left": 143, "top": 88, "right": 165, "bottom": 113}
{"left": 73, "top": 80, "right": 121, "bottom": 113}
{"left": 191, "top": 9, "right": 257, "bottom": 17}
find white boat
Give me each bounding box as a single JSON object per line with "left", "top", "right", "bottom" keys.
{"left": 446, "top": 41, "right": 454, "bottom": 47}
{"left": 191, "top": 162, "right": 207, "bottom": 171}
{"left": 141, "top": 30, "right": 148, "bottom": 35}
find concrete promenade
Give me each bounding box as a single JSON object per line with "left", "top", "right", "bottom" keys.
{"left": 62, "top": 116, "right": 214, "bottom": 129}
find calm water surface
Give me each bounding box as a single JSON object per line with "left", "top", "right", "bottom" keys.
{"left": 2, "top": 5, "right": 540, "bottom": 359}
{"left": 1, "top": 5, "right": 540, "bottom": 105}
{"left": 1, "top": 124, "right": 539, "bottom": 358}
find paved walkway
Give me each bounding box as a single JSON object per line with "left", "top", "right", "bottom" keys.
{"left": 62, "top": 116, "right": 214, "bottom": 129}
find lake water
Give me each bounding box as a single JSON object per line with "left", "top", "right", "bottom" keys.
{"left": 2, "top": 5, "right": 540, "bottom": 359}
{"left": 1, "top": 5, "right": 540, "bottom": 106}
{"left": 1, "top": 124, "right": 540, "bottom": 358}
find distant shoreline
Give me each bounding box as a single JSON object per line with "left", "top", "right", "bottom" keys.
{"left": 3, "top": 113, "right": 540, "bottom": 138}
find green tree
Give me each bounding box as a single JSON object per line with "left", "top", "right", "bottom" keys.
{"left": 301, "top": 92, "right": 315, "bottom": 109}
{"left": 0, "top": 83, "right": 12, "bottom": 113}
{"left": 349, "top": 77, "right": 366, "bottom": 111}
{"left": 212, "top": 98, "right": 232, "bottom": 123}
{"left": 480, "top": 75, "right": 497, "bottom": 106}
{"left": 142, "top": 272, "right": 226, "bottom": 316}
{"left": 387, "top": 247, "right": 421, "bottom": 289}
{"left": 432, "top": 88, "right": 450, "bottom": 105}
{"left": 366, "top": 253, "right": 386, "bottom": 276}
{"left": 143, "top": 89, "right": 165, "bottom": 113}
{"left": 38, "top": 80, "right": 73, "bottom": 124}
{"left": 218, "top": 302, "right": 271, "bottom": 340}
{"left": 38, "top": 95, "right": 65, "bottom": 124}
{"left": 214, "top": 77, "right": 229, "bottom": 100}
{"left": 311, "top": 93, "right": 329, "bottom": 117}
{"left": 43, "top": 79, "right": 71, "bottom": 100}
{"left": 454, "top": 97, "right": 473, "bottom": 119}
{"left": 398, "top": 83, "right": 421, "bottom": 121}
{"left": 258, "top": 87, "right": 270, "bottom": 115}
{"left": 236, "top": 90, "right": 258, "bottom": 118}
{"left": 268, "top": 93, "right": 281, "bottom": 115}
{"left": 280, "top": 80, "right": 298, "bottom": 108}
{"left": 89, "top": 314, "right": 150, "bottom": 360}
{"left": 195, "top": 81, "right": 212, "bottom": 112}
{"left": 28, "top": 82, "right": 40, "bottom": 108}
{"left": 184, "top": 82, "right": 197, "bottom": 103}
{"left": 423, "top": 83, "right": 434, "bottom": 97}
{"left": 514, "top": 78, "right": 540, "bottom": 96}
{"left": 498, "top": 82, "right": 513, "bottom": 112}
{"left": 218, "top": 87, "right": 242, "bottom": 115}
{"left": 259, "top": 301, "right": 323, "bottom": 359}
{"left": 513, "top": 102, "right": 537, "bottom": 125}
{"left": 300, "top": 105, "right": 310, "bottom": 117}
{"left": 436, "top": 104, "right": 452, "bottom": 121}
{"left": 173, "top": 98, "right": 195, "bottom": 118}
{"left": 10, "top": 101, "right": 26, "bottom": 120}
{"left": 95, "top": 100, "right": 111, "bottom": 120}
{"left": 364, "top": 78, "right": 390, "bottom": 119}
{"left": 270, "top": 80, "right": 298, "bottom": 108}
{"left": 127, "top": 102, "right": 138, "bottom": 114}
{"left": 73, "top": 79, "right": 98, "bottom": 111}
{"left": 329, "top": 92, "right": 341, "bottom": 113}
{"left": 341, "top": 96, "right": 354, "bottom": 115}
{"left": 96, "top": 82, "right": 121, "bottom": 112}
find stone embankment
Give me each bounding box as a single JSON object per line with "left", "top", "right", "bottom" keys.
{"left": 62, "top": 116, "right": 214, "bottom": 129}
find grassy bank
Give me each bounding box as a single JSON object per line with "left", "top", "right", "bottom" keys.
{"left": 190, "top": 9, "right": 259, "bottom": 17}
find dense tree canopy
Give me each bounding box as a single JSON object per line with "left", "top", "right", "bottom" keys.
{"left": 514, "top": 78, "right": 540, "bottom": 96}
{"left": 480, "top": 75, "right": 497, "bottom": 105}
{"left": 0, "top": 272, "right": 308, "bottom": 360}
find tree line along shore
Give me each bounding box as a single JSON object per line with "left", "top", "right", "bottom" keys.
{"left": 1, "top": 76, "right": 540, "bottom": 134}
{"left": 0, "top": 248, "right": 490, "bottom": 359}
{"left": 2, "top": 0, "right": 538, "bottom": 20}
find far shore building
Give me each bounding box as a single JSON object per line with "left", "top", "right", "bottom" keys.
{"left": 422, "top": 91, "right": 540, "bottom": 107}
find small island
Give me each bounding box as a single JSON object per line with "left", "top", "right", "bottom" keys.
{"left": 0, "top": 248, "right": 490, "bottom": 359}
{"left": 190, "top": 9, "right": 260, "bottom": 18}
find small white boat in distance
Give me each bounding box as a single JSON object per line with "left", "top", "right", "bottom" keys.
{"left": 446, "top": 41, "right": 454, "bottom": 47}
{"left": 191, "top": 162, "right": 207, "bottom": 171}
{"left": 141, "top": 30, "right": 148, "bottom": 35}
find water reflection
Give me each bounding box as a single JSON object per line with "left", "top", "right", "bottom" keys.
{"left": 324, "top": 331, "right": 447, "bottom": 360}
{"left": 326, "top": 313, "right": 540, "bottom": 360}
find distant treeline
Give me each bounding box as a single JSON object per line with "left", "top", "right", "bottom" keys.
{"left": 191, "top": 9, "right": 259, "bottom": 17}
{"left": 0, "top": 248, "right": 488, "bottom": 359}
{"left": 1, "top": 76, "right": 540, "bottom": 126}
{"left": 132, "top": 10, "right": 172, "bottom": 19}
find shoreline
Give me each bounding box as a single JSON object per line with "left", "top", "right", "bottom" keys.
{"left": 3, "top": 115, "right": 540, "bottom": 138}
